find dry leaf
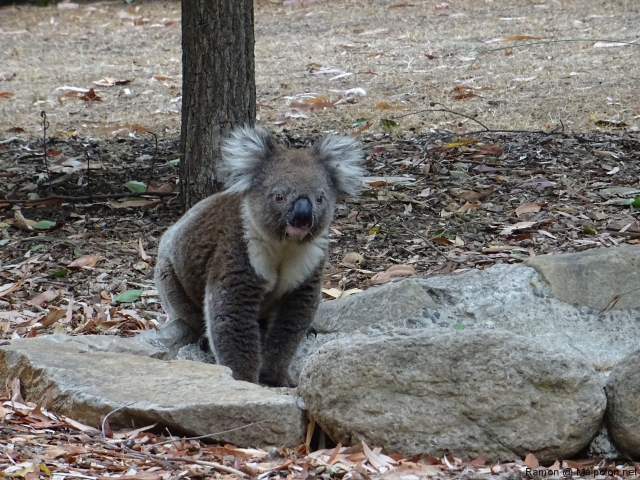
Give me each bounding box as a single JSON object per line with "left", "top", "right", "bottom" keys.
{"left": 79, "top": 88, "right": 101, "bottom": 102}
{"left": 322, "top": 288, "right": 363, "bottom": 299}
{"left": 482, "top": 245, "right": 516, "bottom": 253}
{"left": 458, "top": 190, "right": 481, "bottom": 202}
{"left": 515, "top": 202, "right": 543, "bottom": 217}
{"left": 30, "top": 290, "right": 61, "bottom": 306}
{"left": 500, "top": 221, "right": 536, "bottom": 235}
{"left": 343, "top": 252, "right": 364, "bottom": 265}
{"left": 109, "top": 199, "right": 161, "bottom": 209}
{"left": 371, "top": 265, "right": 416, "bottom": 285}
{"left": 523, "top": 453, "right": 539, "bottom": 469}
{"left": 500, "top": 35, "right": 542, "bottom": 42}
{"left": 68, "top": 253, "right": 100, "bottom": 269}
{"left": 457, "top": 202, "right": 482, "bottom": 213}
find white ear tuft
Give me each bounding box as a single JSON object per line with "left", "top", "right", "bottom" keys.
{"left": 219, "top": 125, "right": 275, "bottom": 194}
{"left": 313, "top": 135, "right": 364, "bottom": 196}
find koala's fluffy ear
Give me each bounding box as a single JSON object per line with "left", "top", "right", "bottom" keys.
{"left": 220, "top": 125, "right": 276, "bottom": 194}
{"left": 313, "top": 135, "right": 364, "bottom": 196}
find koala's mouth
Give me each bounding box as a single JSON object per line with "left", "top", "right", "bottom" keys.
{"left": 285, "top": 225, "right": 310, "bottom": 241}
{"left": 285, "top": 197, "right": 314, "bottom": 241}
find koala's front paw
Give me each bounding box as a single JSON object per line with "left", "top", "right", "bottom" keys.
{"left": 259, "top": 372, "right": 298, "bottom": 388}
{"left": 232, "top": 370, "right": 260, "bottom": 384}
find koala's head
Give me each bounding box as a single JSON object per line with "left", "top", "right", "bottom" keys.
{"left": 220, "top": 125, "right": 363, "bottom": 242}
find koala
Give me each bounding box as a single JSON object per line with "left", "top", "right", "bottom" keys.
{"left": 155, "top": 125, "right": 363, "bottom": 387}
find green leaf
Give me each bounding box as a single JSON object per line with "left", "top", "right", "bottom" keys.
{"left": 453, "top": 323, "right": 466, "bottom": 331}
{"left": 623, "top": 196, "right": 640, "bottom": 208}
{"left": 449, "top": 171, "right": 471, "bottom": 179}
{"left": 379, "top": 118, "right": 397, "bottom": 130}
{"left": 73, "top": 248, "right": 83, "bottom": 259}
{"left": 361, "top": 190, "right": 376, "bottom": 198}
{"left": 124, "top": 181, "right": 148, "bottom": 193}
{"left": 0, "top": 239, "right": 9, "bottom": 246}
{"left": 48, "top": 268, "right": 68, "bottom": 278}
{"left": 352, "top": 117, "right": 367, "bottom": 128}
{"left": 169, "top": 158, "right": 180, "bottom": 166}
{"left": 114, "top": 289, "right": 142, "bottom": 303}
{"left": 33, "top": 220, "right": 56, "bottom": 230}
{"left": 31, "top": 244, "right": 45, "bottom": 252}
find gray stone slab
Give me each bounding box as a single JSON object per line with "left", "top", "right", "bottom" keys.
{"left": 0, "top": 337, "right": 305, "bottom": 448}
{"left": 525, "top": 245, "right": 640, "bottom": 310}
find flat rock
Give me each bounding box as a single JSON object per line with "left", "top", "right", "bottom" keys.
{"left": 292, "top": 264, "right": 640, "bottom": 379}
{"left": 525, "top": 245, "right": 640, "bottom": 310}
{"left": 299, "top": 329, "right": 606, "bottom": 462}
{"left": 606, "top": 349, "right": 640, "bottom": 458}
{"left": 0, "top": 337, "right": 305, "bottom": 448}
{"left": 26, "top": 333, "right": 169, "bottom": 359}
{"left": 138, "top": 318, "right": 201, "bottom": 358}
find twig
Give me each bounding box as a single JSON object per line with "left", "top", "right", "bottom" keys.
{"left": 152, "top": 420, "right": 267, "bottom": 446}
{"left": 400, "top": 223, "right": 449, "bottom": 261}
{"left": 80, "top": 141, "right": 92, "bottom": 193}
{"left": 160, "top": 456, "right": 248, "bottom": 477}
{"left": 465, "top": 38, "right": 640, "bottom": 75}
{"left": 599, "top": 287, "right": 640, "bottom": 314}
{"left": 145, "top": 130, "right": 159, "bottom": 188}
{"left": 40, "top": 111, "right": 50, "bottom": 180}
{"left": 1, "top": 192, "right": 178, "bottom": 205}
{"left": 393, "top": 103, "right": 564, "bottom": 136}
{"left": 101, "top": 402, "right": 136, "bottom": 438}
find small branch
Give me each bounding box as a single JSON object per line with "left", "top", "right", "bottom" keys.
{"left": 152, "top": 420, "right": 267, "bottom": 446}
{"left": 40, "top": 111, "right": 50, "bottom": 180}
{"left": 101, "top": 402, "right": 136, "bottom": 438}
{"left": 160, "top": 455, "right": 248, "bottom": 477}
{"left": 1, "top": 192, "right": 178, "bottom": 205}
{"left": 145, "top": 131, "right": 159, "bottom": 188}
{"left": 393, "top": 103, "right": 564, "bottom": 137}
{"left": 464, "top": 38, "right": 640, "bottom": 75}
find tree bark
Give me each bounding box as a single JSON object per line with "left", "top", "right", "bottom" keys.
{"left": 180, "top": 0, "right": 256, "bottom": 210}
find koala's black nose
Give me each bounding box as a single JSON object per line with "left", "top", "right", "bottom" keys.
{"left": 290, "top": 197, "right": 313, "bottom": 228}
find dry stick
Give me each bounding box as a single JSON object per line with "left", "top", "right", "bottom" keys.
{"left": 394, "top": 103, "right": 564, "bottom": 136}
{"left": 101, "top": 402, "right": 136, "bottom": 438}
{"left": 91, "top": 436, "right": 248, "bottom": 478}
{"left": 97, "top": 421, "right": 265, "bottom": 478}
{"left": 1, "top": 192, "right": 178, "bottom": 205}
{"left": 464, "top": 38, "right": 640, "bottom": 75}
{"left": 40, "top": 111, "right": 51, "bottom": 179}
{"left": 152, "top": 420, "right": 268, "bottom": 446}
{"left": 599, "top": 287, "right": 640, "bottom": 314}
{"left": 80, "top": 141, "right": 92, "bottom": 193}
{"left": 144, "top": 131, "right": 159, "bottom": 189}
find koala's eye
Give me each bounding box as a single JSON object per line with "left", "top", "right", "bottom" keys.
{"left": 275, "top": 193, "right": 285, "bottom": 203}
{"left": 316, "top": 195, "right": 324, "bottom": 204}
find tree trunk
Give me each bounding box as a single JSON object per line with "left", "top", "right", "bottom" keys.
{"left": 180, "top": 0, "right": 256, "bottom": 210}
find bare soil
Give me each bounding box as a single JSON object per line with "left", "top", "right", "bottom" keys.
{"left": 1, "top": 0, "right": 640, "bottom": 477}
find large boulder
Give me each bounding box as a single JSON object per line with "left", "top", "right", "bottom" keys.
{"left": 293, "top": 263, "right": 640, "bottom": 378}
{"left": 525, "top": 245, "right": 640, "bottom": 310}
{"left": 299, "top": 329, "right": 606, "bottom": 462}
{"left": 0, "top": 337, "right": 305, "bottom": 448}
{"left": 606, "top": 349, "right": 640, "bottom": 458}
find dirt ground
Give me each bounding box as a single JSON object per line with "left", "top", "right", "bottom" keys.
{"left": 1, "top": 0, "right": 640, "bottom": 477}
{"left": 0, "top": 0, "right": 639, "bottom": 135}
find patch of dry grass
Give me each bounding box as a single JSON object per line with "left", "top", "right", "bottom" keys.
{"left": 0, "top": 0, "right": 638, "bottom": 139}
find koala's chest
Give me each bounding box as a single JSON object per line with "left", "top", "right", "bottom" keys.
{"left": 247, "top": 237, "right": 326, "bottom": 299}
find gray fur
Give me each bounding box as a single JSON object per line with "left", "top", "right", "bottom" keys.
{"left": 155, "top": 126, "right": 363, "bottom": 387}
